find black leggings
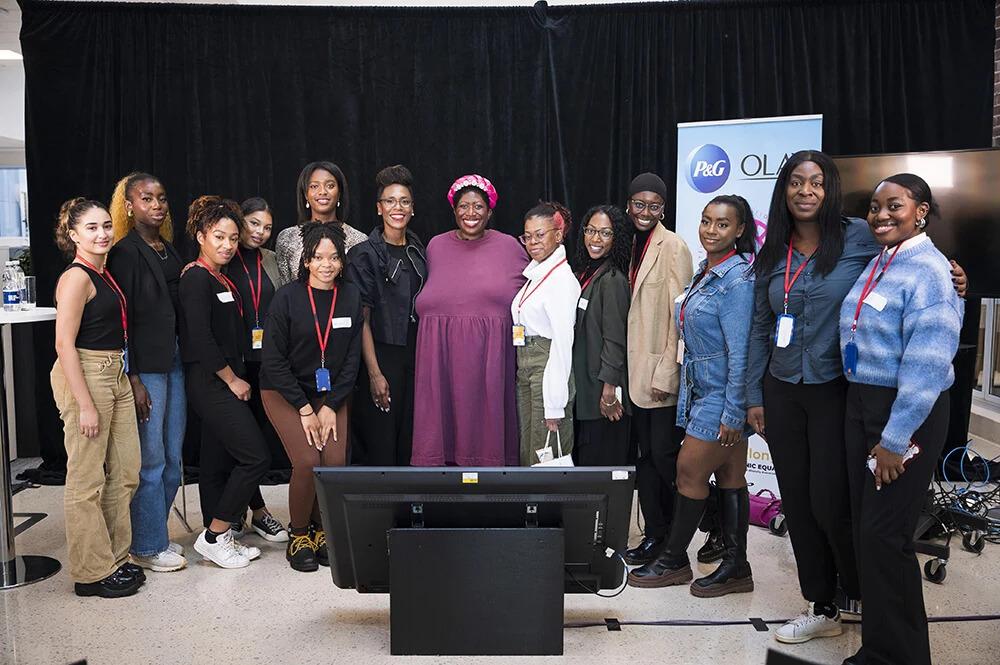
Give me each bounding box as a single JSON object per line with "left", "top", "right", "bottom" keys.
{"left": 633, "top": 405, "right": 684, "bottom": 538}
{"left": 186, "top": 363, "right": 270, "bottom": 527}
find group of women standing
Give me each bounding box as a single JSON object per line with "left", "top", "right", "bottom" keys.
{"left": 50, "top": 150, "right": 964, "bottom": 665}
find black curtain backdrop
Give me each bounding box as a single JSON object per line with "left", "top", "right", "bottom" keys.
{"left": 17, "top": 0, "right": 995, "bottom": 465}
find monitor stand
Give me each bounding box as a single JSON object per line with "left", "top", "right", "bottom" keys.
{"left": 388, "top": 527, "right": 564, "bottom": 655}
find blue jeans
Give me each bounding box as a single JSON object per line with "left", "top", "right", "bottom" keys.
{"left": 129, "top": 343, "right": 186, "bottom": 556}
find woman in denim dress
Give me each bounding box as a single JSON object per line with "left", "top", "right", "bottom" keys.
{"left": 628, "top": 195, "right": 756, "bottom": 597}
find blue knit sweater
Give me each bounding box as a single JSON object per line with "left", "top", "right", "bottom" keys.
{"left": 838, "top": 235, "right": 963, "bottom": 454}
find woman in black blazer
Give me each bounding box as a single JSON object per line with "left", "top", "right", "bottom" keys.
{"left": 108, "top": 172, "right": 188, "bottom": 573}
{"left": 179, "top": 196, "right": 269, "bottom": 569}
{"left": 571, "top": 205, "right": 633, "bottom": 465}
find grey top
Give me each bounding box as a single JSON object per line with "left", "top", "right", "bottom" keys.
{"left": 745, "top": 217, "right": 880, "bottom": 407}
{"left": 274, "top": 221, "right": 368, "bottom": 286}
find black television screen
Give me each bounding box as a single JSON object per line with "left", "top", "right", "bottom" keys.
{"left": 835, "top": 148, "right": 1000, "bottom": 298}
{"left": 314, "top": 466, "right": 635, "bottom": 594}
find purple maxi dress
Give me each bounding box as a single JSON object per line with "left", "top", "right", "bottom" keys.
{"left": 411, "top": 229, "right": 528, "bottom": 466}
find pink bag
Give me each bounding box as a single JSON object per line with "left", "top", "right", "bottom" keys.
{"left": 749, "top": 489, "right": 783, "bottom": 529}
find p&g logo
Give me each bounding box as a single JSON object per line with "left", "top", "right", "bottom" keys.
{"left": 685, "top": 144, "right": 730, "bottom": 193}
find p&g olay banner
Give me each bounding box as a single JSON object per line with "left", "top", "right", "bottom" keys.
{"left": 675, "top": 114, "right": 823, "bottom": 497}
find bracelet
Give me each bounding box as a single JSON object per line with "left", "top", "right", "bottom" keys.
{"left": 601, "top": 399, "right": 619, "bottom": 407}
{"left": 299, "top": 410, "right": 314, "bottom": 417}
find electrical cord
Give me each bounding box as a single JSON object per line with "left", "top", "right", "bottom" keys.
{"left": 562, "top": 614, "right": 1000, "bottom": 629}
{"left": 931, "top": 442, "right": 1000, "bottom": 546}
{"left": 565, "top": 552, "right": 629, "bottom": 598}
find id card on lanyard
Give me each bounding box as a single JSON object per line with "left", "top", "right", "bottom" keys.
{"left": 844, "top": 246, "right": 900, "bottom": 375}
{"left": 775, "top": 242, "right": 812, "bottom": 349}
{"left": 513, "top": 258, "right": 567, "bottom": 346}
{"left": 76, "top": 257, "right": 129, "bottom": 373}
{"left": 236, "top": 250, "right": 265, "bottom": 350}
{"left": 309, "top": 284, "right": 338, "bottom": 391}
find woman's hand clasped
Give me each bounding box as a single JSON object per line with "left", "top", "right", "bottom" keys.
{"left": 870, "top": 443, "right": 907, "bottom": 490}
{"left": 599, "top": 384, "right": 623, "bottom": 422}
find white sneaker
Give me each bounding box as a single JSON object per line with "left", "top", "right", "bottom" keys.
{"left": 167, "top": 542, "right": 184, "bottom": 556}
{"left": 774, "top": 605, "right": 843, "bottom": 644}
{"left": 194, "top": 530, "right": 250, "bottom": 569}
{"left": 132, "top": 550, "right": 187, "bottom": 572}
{"left": 233, "top": 540, "right": 261, "bottom": 561}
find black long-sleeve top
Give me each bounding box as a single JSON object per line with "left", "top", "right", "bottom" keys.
{"left": 259, "top": 280, "right": 363, "bottom": 410}
{"left": 178, "top": 264, "right": 248, "bottom": 377}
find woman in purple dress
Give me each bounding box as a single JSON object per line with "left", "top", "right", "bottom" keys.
{"left": 410, "top": 175, "right": 528, "bottom": 466}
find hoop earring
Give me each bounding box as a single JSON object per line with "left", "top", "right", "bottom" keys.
{"left": 127, "top": 209, "right": 133, "bottom": 218}
{"left": 659, "top": 212, "right": 665, "bottom": 221}
{"left": 917, "top": 218, "right": 927, "bottom": 229}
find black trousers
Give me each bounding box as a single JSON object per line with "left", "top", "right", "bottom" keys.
{"left": 573, "top": 415, "right": 631, "bottom": 466}
{"left": 845, "top": 383, "right": 948, "bottom": 665}
{"left": 633, "top": 404, "right": 684, "bottom": 538}
{"left": 352, "top": 338, "right": 416, "bottom": 466}
{"left": 763, "top": 372, "right": 860, "bottom": 601}
{"left": 186, "top": 363, "right": 270, "bottom": 527}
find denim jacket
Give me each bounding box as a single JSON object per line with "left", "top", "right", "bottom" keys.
{"left": 674, "top": 253, "right": 755, "bottom": 439}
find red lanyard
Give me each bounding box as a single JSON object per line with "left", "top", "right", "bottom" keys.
{"left": 782, "top": 241, "right": 813, "bottom": 313}
{"left": 849, "top": 245, "right": 901, "bottom": 337}
{"left": 75, "top": 256, "right": 128, "bottom": 342}
{"left": 516, "top": 258, "right": 567, "bottom": 321}
{"left": 679, "top": 250, "right": 737, "bottom": 329}
{"left": 629, "top": 233, "right": 654, "bottom": 291}
{"left": 577, "top": 263, "right": 605, "bottom": 293}
{"left": 235, "top": 249, "right": 263, "bottom": 326}
{"left": 196, "top": 258, "right": 243, "bottom": 318}
{"left": 308, "top": 284, "right": 338, "bottom": 367}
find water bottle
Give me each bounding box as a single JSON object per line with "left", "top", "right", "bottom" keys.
{"left": 2, "top": 262, "right": 20, "bottom": 312}
{"left": 17, "top": 264, "right": 29, "bottom": 311}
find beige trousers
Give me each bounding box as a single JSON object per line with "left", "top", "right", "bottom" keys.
{"left": 50, "top": 350, "right": 140, "bottom": 583}
{"left": 516, "top": 336, "right": 574, "bottom": 466}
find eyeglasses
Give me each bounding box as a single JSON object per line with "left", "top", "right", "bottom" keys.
{"left": 582, "top": 227, "right": 614, "bottom": 240}
{"left": 518, "top": 228, "right": 557, "bottom": 245}
{"left": 456, "top": 202, "right": 487, "bottom": 214}
{"left": 629, "top": 200, "right": 664, "bottom": 215}
{"left": 379, "top": 198, "right": 413, "bottom": 210}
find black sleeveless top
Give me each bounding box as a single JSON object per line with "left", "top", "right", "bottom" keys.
{"left": 62, "top": 264, "right": 125, "bottom": 351}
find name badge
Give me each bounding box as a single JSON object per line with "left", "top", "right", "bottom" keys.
{"left": 331, "top": 316, "right": 352, "bottom": 329}
{"left": 578, "top": 297, "right": 589, "bottom": 311}
{"left": 843, "top": 341, "right": 859, "bottom": 376}
{"left": 315, "top": 367, "right": 331, "bottom": 392}
{"left": 864, "top": 292, "right": 887, "bottom": 312}
{"left": 512, "top": 324, "right": 526, "bottom": 346}
{"left": 251, "top": 327, "right": 264, "bottom": 350}
{"left": 775, "top": 314, "right": 795, "bottom": 348}
{"left": 676, "top": 338, "right": 685, "bottom": 364}
{"left": 217, "top": 291, "right": 235, "bottom": 303}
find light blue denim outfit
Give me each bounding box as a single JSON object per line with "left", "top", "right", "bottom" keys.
{"left": 129, "top": 341, "right": 186, "bottom": 556}
{"left": 675, "top": 253, "right": 755, "bottom": 442}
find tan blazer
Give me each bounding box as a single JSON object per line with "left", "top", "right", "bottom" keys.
{"left": 627, "top": 223, "right": 693, "bottom": 408}
{"left": 261, "top": 247, "right": 282, "bottom": 287}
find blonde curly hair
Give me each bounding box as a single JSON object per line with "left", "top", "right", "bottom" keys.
{"left": 110, "top": 172, "right": 174, "bottom": 244}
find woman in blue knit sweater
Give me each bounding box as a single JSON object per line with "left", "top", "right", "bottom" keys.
{"left": 839, "top": 173, "right": 962, "bottom": 665}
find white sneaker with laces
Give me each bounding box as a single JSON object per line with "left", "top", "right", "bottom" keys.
{"left": 233, "top": 540, "right": 261, "bottom": 561}
{"left": 132, "top": 550, "right": 187, "bottom": 572}
{"left": 194, "top": 530, "right": 250, "bottom": 569}
{"left": 167, "top": 542, "right": 184, "bottom": 556}
{"left": 774, "top": 604, "right": 843, "bottom": 644}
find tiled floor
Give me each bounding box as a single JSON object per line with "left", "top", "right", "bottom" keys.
{"left": 3, "top": 457, "right": 999, "bottom": 665}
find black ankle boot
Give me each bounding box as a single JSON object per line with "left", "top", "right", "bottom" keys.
{"left": 690, "top": 486, "right": 754, "bottom": 597}
{"left": 627, "top": 494, "right": 705, "bottom": 588}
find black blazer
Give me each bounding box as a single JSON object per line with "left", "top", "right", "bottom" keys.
{"left": 572, "top": 264, "right": 631, "bottom": 421}
{"left": 107, "top": 229, "right": 183, "bottom": 374}
{"left": 178, "top": 265, "right": 248, "bottom": 378}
